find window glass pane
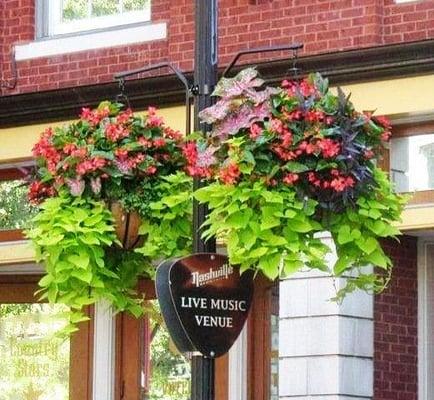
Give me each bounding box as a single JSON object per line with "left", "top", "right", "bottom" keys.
{"left": 390, "top": 133, "right": 434, "bottom": 192}
{"left": 92, "top": 0, "right": 119, "bottom": 17}
{"left": 0, "top": 304, "right": 70, "bottom": 400}
{"left": 144, "top": 302, "right": 191, "bottom": 400}
{"left": 62, "top": 0, "right": 88, "bottom": 22}
{"left": 124, "top": 0, "right": 150, "bottom": 12}
{"left": 0, "top": 180, "right": 36, "bottom": 230}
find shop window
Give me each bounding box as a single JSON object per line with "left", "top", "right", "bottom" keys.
{"left": 390, "top": 134, "right": 434, "bottom": 193}
{"left": 0, "top": 276, "right": 93, "bottom": 400}
{"left": 117, "top": 301, "right": 192, "bottom": 400}
{"left": 116, "top": 278, "right": 276, "bottom": 400}
{"left": 0, "top": 166, "right": 35, "bottom": 242}
{"left": 247, "top": 276, "right": 279, "bottom": 400}
{"left": 38, "top": 0, "right": 151, "bottom": 37}
{"left": 116, "top": 280, "right": 234, "bottom": 399}
{"left": 387, "top": 121, "right": 434, "bottom": 204}
{"left": 115, "top": 281, "right": 194, "bottom": 400}
{"left": 0, "top": 304, "right": 70, "bottom": 399}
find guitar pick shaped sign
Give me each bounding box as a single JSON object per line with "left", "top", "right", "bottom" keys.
{"left": 156, "top": 253, "right": 254, "bottom": 358}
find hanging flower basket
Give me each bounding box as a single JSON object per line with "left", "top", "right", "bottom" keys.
{"left": 109, "top": 201, "right": 142, "bottom": 249}
{"left": 26, "top": 102, "right": 192, "bottom": 332}
{"left": 186, "top": 68, "right": 407, "bottom": 299}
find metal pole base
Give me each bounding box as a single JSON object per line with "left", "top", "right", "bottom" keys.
{"left": 191, "top": 355, "right": 215, "bottom": 400}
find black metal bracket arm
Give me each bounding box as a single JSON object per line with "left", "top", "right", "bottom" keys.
{"left": 222, "top": 43, "right": 304, "bottom": 78}
{"left": 114, "top": 62, "right": 194, "bottom": 135}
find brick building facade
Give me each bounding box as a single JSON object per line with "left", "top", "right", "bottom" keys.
{"left": 2, "top": 0, "right": 434, "bottom": 94}
{"left": 376, "top": 237, "right": 418, "bottom": 400}
{"left": 1, "top": 1, "right": 434, "bottom": 399}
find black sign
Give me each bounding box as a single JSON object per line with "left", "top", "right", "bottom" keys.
{"left": 156, "top": 253, "right": 254, "bottom": 358}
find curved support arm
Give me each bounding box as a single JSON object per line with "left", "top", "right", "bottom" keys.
{"left": 222, "top": 43, "right": 304, "bottom": 78}
{"left": 114, "top": 62, "right": 193, "bottom": 135}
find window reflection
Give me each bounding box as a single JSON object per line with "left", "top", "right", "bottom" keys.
{"left": 142, "top": 301, "right": 191, "bottom": 400}
{"left": 391, "top": 134, "right": 434, "bottom": 192}
{"left": 0, "top": 180, "right": 36, "bottom": 231}
{"left": 0, "top": 304, "right": 70, "bottom": 400}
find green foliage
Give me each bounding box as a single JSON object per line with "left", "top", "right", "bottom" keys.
{"left": 329, "top": 168, "right": 408, "bottom": 300}
{"left": 195, "top": 167, "right": 407, "bottom": 295}
{"left": 195, "top": 180, "right": 329, "bottom": 280}
{"left": 136, "top": 172, "right": 193, "bottom": 277}
{"left": 148, "top": 302, "right": 191, "bottom": 400}
{"left": 27, "top": 172, "right": 193, "bottom": 333}
{"left": 62, "top": 0, "right": 149, "bottom": 20}
{"left": 26, "top": 192, "right": 147, "bottom": 334}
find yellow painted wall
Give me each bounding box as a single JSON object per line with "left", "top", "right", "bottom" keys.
{"left": 340, "top": 75, "right": 434, "bottom": 116}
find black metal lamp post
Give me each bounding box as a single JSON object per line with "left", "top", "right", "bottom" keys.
{"left": 191, "top": 1, "right": 218, "bottom": 399}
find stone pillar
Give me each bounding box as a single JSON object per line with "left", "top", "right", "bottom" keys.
{"left": 278, "top": 238, "right": 374, "bottom": 399}
{"left": 92, "top": 301, "right": 116, "bottom": 400}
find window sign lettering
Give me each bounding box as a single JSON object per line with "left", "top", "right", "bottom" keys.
{"left": 0, "top": 304, "right": 70, "bottom": 400}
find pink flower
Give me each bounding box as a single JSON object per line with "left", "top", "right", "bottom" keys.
{"left": 283, "top": 173, "right": 299, "bottom": 185}
{"left": 380, "top": 131, "right": 391, "bottom": 141}
{"left": 374, "top": 115, "right": 392, "bottom": 130}
{"left": 364, "top": 149, "right": 375, "bottom": 159}
{"left": 115, "top": 159, "right": 132, "bottom": 174}
{"left": 105, "top": 124, "right": 129, "bottom": 142}
{"left": 317, "top": 139, "right": 340, "bottom": 158}
{"left": 164, "top": 127, "right": 182, "bottom": 141}
{"left": 116, "top": 109, "right": 133, "bottom": 124}
{"left": 146, "top": 107, "right": 164, "bottom": 127}
{"left": 196, "top": 147, "right": 217, "bottom": 168}
{"left": 66, "top": 178, "right": 85, "bottom": 196}
{"left": 138, "top": 137, "right": 152, "bottom": 147}
{"left": 249, "top": 123, "right": 263, "bottom": 139}
{"left": 146, "top": 165, "right": 157, "bottom": 175}
{"left": 330, "top": 175, "right": 355, "bottom": 192}
{"left": 219, "top": 163, "right": 240, "bottom": 185}
{"left": 153, "top": 138, "right": 166, "bottom": 148}
{"left": 270, "top": 119, "right": 284, "bottom": 134}
{"left": 90, "top": 177, "right": 102, "bottom": 195}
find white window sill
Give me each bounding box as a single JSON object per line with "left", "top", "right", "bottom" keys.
{"left": 15, "top": 22, "right": 167, "bottom": 61}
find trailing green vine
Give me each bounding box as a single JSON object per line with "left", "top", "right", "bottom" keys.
{"left": 136, "top": 172, "right": 193, "bottom": 275}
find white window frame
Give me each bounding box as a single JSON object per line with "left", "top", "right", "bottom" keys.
{"left": 38, "top": 0, "right": 151, "bottom": 38}
{"left": 18, "top": 1, "right": 164, "bottom": 60}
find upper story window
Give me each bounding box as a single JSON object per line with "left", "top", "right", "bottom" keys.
{"left": 391, "top": 133, "right": 434, "bottom": 193}
{"left": 39, "top": 0, "right": 151, "bottom": 37}
{"left": 387, "top": 119, "right": 434, "bottom": 205}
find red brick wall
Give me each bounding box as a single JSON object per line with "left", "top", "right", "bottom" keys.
{"left": 375, "top": 235, "right": 418, "bottom": 400}
{"left": 2, "top": 0, "right": 434, "bottom": 95}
